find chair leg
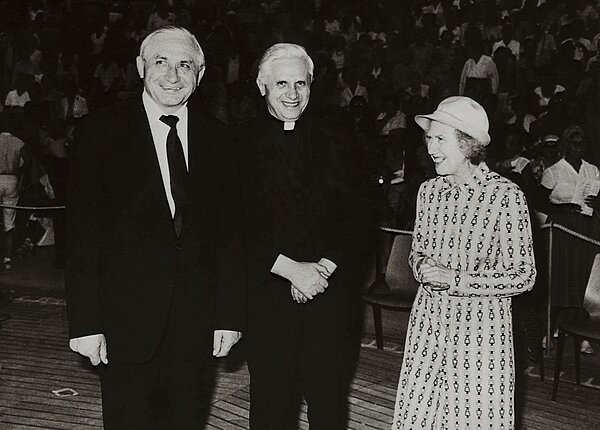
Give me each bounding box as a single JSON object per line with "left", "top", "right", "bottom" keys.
{"left": 373, "top": 305, "right": 383, "bottom": 350}
{"left": 538, "top": 338, "right": 545, "bottom": 382}
{"left": 552, "top": 328, "right": 566, "bottom": 401}
{"left": 573, "top": 335, "right": 581, "bottom": 386}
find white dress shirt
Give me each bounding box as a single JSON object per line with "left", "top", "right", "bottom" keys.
{"left": 542, "top": 158, "right": 600, "bottom": 213}
{"left": 492, "top": 39, "right": 521, "bottom": 61}
{"left": 142, "top": 91, "right": 189, "bottom": 217}
{"left": 459, "top": 55, "right": 499, "bottom": 95}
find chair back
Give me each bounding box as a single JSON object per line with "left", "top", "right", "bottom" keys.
{"left": 584, "top": 253, "right": 600, "bottom": 321}
{"left": 384, "top": 231, "right": 419, "bottom": 295}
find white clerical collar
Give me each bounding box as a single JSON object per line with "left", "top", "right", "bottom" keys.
{"left": 284, "top": 121, "right": 295, "bottom": 131}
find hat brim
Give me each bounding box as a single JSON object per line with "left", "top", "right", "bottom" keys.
{"left": 415, "top": 111, "right": 491, "bottom": 146}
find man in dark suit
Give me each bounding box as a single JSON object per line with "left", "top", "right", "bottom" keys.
{"left": 239, "top": 43, "right": 371, "bottom": 430}
{"left": 65, "top": 27, "right": 245, "bottom": 429}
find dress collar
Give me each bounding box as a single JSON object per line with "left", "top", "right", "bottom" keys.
{"left": 439, "top": 162, "right": 491, "bottom": 194}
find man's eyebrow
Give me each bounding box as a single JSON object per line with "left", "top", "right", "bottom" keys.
{"left": 148, "top": 55, "right": 196, "bottom": 65}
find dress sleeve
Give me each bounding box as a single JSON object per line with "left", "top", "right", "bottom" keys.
{"left": 540, "top": 167, "right": 556, "bottom": 190}
{"left": 448, "top": 186, "right": 536, "bottom": 298}
{"left": 487, "top": 58, "right": 500, "bottom": 94}
{"left": 409, "top": 183, "right": 429, "bottom": 281}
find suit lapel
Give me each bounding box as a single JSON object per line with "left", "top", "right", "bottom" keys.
{"left": 187, "top": 105, "right": 222, "bottom": 240}
{"left": 187, "top": 104, "right": 205, "bottom": 179}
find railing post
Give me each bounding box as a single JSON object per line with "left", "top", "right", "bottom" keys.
{"left": 546, "top": 222, "right": 553, "bottom": 353}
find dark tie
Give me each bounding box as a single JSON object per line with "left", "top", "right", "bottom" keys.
{"left": 160, "top": 115, "right": 189, "bottom": 236}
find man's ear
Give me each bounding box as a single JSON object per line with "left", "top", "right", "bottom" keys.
{"left": 256, "top": 78, "right": 266, "bottom": 96}
{"left": 136, "top": 56, "right": 145, "bottom": 79}
{"left": 196, "top": 65, "right": 205, "bottom": 85}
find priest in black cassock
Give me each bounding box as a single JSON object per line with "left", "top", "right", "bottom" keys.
{"left": 238, "top": 43, "right": 371, "bottom": 430}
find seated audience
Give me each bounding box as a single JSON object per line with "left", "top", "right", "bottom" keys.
{"left": 540, "top": 126, "right": 600, "bottom": 355}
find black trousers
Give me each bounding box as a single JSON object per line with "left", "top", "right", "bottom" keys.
{"left": 100, "top": 282, "right": 212, "bottom": 430}
{"left": 247, "top": 288, "right": 355, "bottom": 430}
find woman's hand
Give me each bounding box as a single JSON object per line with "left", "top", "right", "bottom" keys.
{"left": 418, "top": 256, "right": 452, "bottom": 291}
{"left": 585, "top": 194, "right": 600, "bottom": 210}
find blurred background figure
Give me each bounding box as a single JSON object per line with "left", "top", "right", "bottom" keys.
{"left": 0, "top": 111, "right": 29, "bottom": 270}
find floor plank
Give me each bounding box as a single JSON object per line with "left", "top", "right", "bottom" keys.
{"left": 1, "top": 300, "right": 600, "bottom": 429}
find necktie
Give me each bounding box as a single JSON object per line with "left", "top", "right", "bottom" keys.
{"left": 159, "top": 115, "right": 189, "bottom": 236}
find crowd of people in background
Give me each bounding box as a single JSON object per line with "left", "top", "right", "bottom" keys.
{"left": 1, "top": 0, "right": 600, "bottom": 352}
{"left": 0, "top": 0, "right": 597, "bottom": 218}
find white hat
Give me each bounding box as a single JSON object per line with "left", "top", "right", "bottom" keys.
{"left": 415, "top": 96, "right": 491, "bottom": 146}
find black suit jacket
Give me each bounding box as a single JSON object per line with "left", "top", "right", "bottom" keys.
{"left": 65, "top": 95, "right": 245, "bottom": 364}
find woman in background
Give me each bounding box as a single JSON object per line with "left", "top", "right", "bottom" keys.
{"left": 540, "top": 126, "right": 600, "bottom": 354}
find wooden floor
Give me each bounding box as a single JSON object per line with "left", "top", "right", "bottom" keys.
{"left": 1, "top": 298, "right": 600, "bottom": 429}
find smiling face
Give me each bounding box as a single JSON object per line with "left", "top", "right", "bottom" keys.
{"left": 136, "top": 32, "right": 204, "bottom": 114}
{"left": 257, "top": 57, "right": 311, "bottom": 122}
{"left": 424, "top": 121, "right": 475, "bottom": 181}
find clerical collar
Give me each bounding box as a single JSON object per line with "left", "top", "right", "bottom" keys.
{"left": 264, "top": 106, "right": 308, "bottom": 131}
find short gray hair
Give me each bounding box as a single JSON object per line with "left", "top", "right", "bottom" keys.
{"left": 257, "top": 43, "right": 314, "bottom": 83}
{"left": 139, "top": 26, "right": 204, "bottom": 68}
{"left": 456, "top": 130, "right": 487, "bottom": 164}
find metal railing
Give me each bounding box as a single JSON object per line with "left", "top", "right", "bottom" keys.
{"left": 539, "top": 222, "right": 600, "bottom": 349}
{"left": 0, "top": 204, "right": 65, "bottom": 210}
{"left": 376, "top": 222, "right": 600, "bottom": 352}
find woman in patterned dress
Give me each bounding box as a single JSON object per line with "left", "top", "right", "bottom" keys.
{"left": 392, "top": 96, "right": 536, "bottom": 430}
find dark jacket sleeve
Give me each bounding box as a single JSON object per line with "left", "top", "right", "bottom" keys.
{"left": 213, "top": 123, "right": 247, "bottom": 332}
{"left": 64, "top": 114, "right": 105, "bottom": 339}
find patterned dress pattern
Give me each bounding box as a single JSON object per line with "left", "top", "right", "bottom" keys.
{"left": 392, "top": 163, "right": 536, "bottom": 430}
